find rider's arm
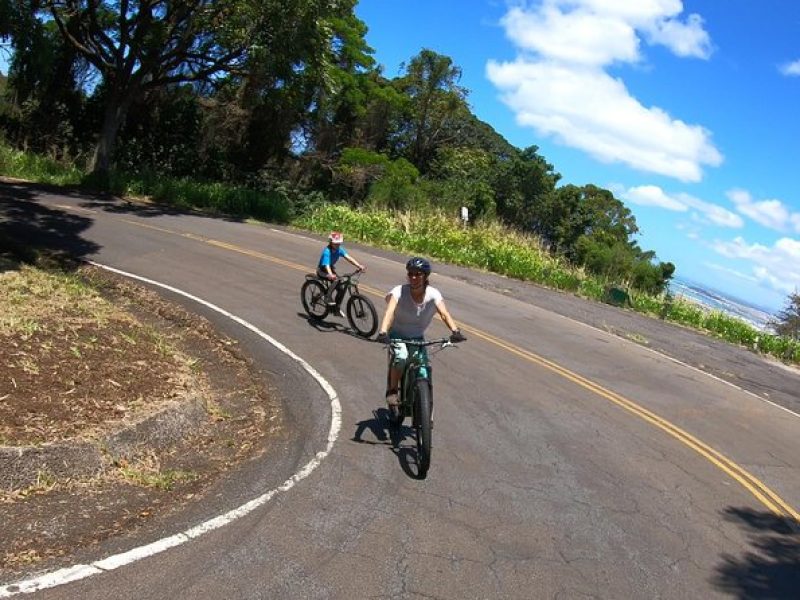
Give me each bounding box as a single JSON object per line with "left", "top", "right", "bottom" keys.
{"left": 435, "top": 299, "right": 459, "bottom": 334}
{"left": 345, "top": 254, "right": 365, "bottom": 271}
{"left": 378, "top": 293, "right": 399, "bottom": 336}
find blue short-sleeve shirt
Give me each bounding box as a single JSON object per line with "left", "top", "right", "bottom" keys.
{"left": 318, "top": 245, "right": 348, "bottom": 269}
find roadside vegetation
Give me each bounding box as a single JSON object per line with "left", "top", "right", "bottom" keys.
{"left": 2, "top": 144, "right": 799, "bottom": 365}
{"left": 0, "top": 249, "right": 194, "bottom": 447}
{"left": 0, "top": 246, "right": 282, "bottom": 570}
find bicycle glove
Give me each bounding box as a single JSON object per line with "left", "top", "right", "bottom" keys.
{"left": 376, "top": 331, "right": 390, "bottom": 344}
{"left": 449, "top": 329, "right": 466, "bottom": 343}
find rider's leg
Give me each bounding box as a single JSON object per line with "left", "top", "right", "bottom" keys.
{"left": 385, "top": 365, "right": 401, "bottom": 406}
{"left": 386, "top": 341, "right": 407, "bottom": 407}
{"left": 324, "top": 279, "right": 338, "bottom": 305}
{"left": 317, "top": 267, "right": 337, "bottom": 305}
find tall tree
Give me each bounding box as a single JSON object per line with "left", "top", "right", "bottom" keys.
{"left": 306, "top": 12, "right": 376, "bottom": 156}
{"left": 1, "top": 1, "right": 89, "bottom": 156}
{"left": 771, "top": 292, "right": 800, "bottom": 340}
{"left": 211, "top": 0, "right": 362, "bottom": 172}
{"left": 42, "top": 0, "right": 349, "bottom": 175}
{"left": 392, "top": 49, "right": 469, "bottom": 172}
{"left": 494, "top": 145, "right": 560, "bottom": 231}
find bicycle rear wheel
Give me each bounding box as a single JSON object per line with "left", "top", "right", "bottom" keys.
{"left": 413, "top": 379, "right": 432, "bottom": 478}
{"left": 346, "top": 293, "right": 378, "bottom": 337}
{"left": 301, "top": 279, "right": 329, "bottom": 319}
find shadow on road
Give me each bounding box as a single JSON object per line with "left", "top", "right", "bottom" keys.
{"left": 1, "top": 176, "right": 257, "bottom": 225}
{"left": 298, "top": 312, "right": 378, "bottom": 343}
{"left": 77, "top": 191, "right": 249, "bottom": 225}
{"left": 352, "top": 409, "right": 391, "bottom": 445}
{"left": 0, "top": 181, "right": 101, "bottom": 269}
{"left": 351, "top": 409, "right": 427, "bottom": 480}
{"left": 712, "top": 506, "right": 800, "bottom": 598}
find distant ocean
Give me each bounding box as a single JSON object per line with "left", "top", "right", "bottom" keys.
{"left": 668, "top": 276, "right": 775, "bottom": 332}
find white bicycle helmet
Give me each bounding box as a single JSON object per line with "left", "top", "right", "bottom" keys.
{"left": 328, "top": 231, "right": 344, "bottom": 244}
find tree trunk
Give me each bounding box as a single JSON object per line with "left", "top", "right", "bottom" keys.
{"left": 89, "top": 92, "right": 134, "bottom": 176}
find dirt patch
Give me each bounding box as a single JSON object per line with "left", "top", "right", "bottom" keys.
{"left": 0, "top": 257, "right": 284, "bottom": 577}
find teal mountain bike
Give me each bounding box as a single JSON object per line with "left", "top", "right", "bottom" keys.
{"left": 383, "top": 337, "right": 462, "bottom": 478}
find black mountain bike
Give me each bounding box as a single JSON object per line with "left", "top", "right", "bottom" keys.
{"left": 300, "top": 270, "right": 378, "bottom": 337}
{"left": 383, "top": 337, "right": 461, "bottom": 478}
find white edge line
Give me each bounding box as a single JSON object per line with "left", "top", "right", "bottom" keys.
{"left": 0, "top": 262, "right": 342, "bottom": 597}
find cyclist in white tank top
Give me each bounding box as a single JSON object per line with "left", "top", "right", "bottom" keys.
{"left": 376, "top": 257, "right": 466, "bottom": 408}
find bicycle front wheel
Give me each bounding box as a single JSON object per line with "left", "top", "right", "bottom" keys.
{"left": 301, "top": 279, "right": 329, "bottom": 319}
{"left": 346, "top": 293, "right": 378, "bottom": 337}
{"left": 413, "top": 379, "right": 433, "bottom": 478}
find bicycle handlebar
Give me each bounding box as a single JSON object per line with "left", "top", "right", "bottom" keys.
{"left": 382, "top": 337, "right": 458, "bottom": 348}
{"left": 336, "top": 270, "right": 364, "bottom": 280}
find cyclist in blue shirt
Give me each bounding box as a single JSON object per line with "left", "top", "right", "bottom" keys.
{"left": 317, "top": 231, "right": 366, "bottom": 306}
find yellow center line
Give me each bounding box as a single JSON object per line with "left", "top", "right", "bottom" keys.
{"left": 460, "top": 324, "right": 800, "bottom": 522}
{"left": 69, "top": 205, "right": 800, "bottom": 522}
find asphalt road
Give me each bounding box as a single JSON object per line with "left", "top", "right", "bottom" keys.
{"left": 2, "top": 182, "right": 799, "bottom": 599}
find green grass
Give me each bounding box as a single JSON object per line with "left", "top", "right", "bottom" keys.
{"left": 0, "top": 143, "right": 83, "bottom": 186}
{"left": 119, "top": 465, "right": 198, "bottom": 491}
{"left": 0, "top": 263, "right": 117, "bottom": 336}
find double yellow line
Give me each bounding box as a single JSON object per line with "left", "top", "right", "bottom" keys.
{"left": 461, "top": 324, "right": 800, "bottom": 523}
{"left": 68, "top": 206, "right": 800, "bottom": 522}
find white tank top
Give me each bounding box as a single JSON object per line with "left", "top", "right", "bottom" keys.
{"left": 387, "top": 284, "right": 443, "bottom": 338}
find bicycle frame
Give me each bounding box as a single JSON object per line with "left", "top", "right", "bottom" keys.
{"left": 324, "top": 271, "right": 363, "bottom": 307}
{"left": 392, "top": 338, "right": 452, "bottom": 420}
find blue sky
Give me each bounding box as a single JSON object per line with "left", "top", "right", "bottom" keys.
{"left": 355, "top": 0, "right": 800, "bottom": 313}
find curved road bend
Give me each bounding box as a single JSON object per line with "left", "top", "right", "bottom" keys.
{"left": 3, "top": 185, "right": 799, "bottom": 599}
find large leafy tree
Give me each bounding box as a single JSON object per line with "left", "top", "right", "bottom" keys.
{"left": 533, "top": 184, "right": 637, "bottom": 259}
{"left": 1, "top": 0, "right": 87, "bottom": 155}
{"left": 306, "top": 12, "right": 377, "bottom": 156}
{"left": 209, "top": 0, "right": 367, "bottom": 175}
{"left": 42, "top": 0, "right": 350, "bottom": 175}
{"left": 392, "top": 49, "right": 469, "bottom": 173}
{"left": 494, "top": 145, "right": 560, "bottom": 231}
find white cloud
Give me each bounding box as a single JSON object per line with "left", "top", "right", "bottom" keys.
{"left": 644, "top": 13, "right": 712, "bottom": 58}
{"left": 624, "top": 184, "right": 687, "bottom": 210}
{"left": 500, "top": 5, "right": 641, "bottom": 67}
{"left": 487, "top": 0, "right": 722, "bottom": 182}
{"left": 779, "top": 59, "right": 800, "bottom": 76}
{"left": 727, "top": 188, "right": 800, "bottom": 233}
{"left": 711, "top": 236, "right": 800, "bottom": 296}
{"left": 622, "top": 185, "right": 743, "bottom": 227}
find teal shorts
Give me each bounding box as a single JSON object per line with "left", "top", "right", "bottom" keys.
{"left": 389, "top": 335, "right": 428, "bottom": 369}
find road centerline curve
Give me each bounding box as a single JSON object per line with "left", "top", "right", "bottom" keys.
{"left": 54, "top": 203, "right": 800, "bottom": 523}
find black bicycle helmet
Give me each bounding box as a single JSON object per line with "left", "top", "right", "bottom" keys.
{"left": 406, "top": 256, "right": 431, "bottom": 275}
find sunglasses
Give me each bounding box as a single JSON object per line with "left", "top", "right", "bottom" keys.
{"left": 407, "top": 271, "right": 425, "bottom": 278}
